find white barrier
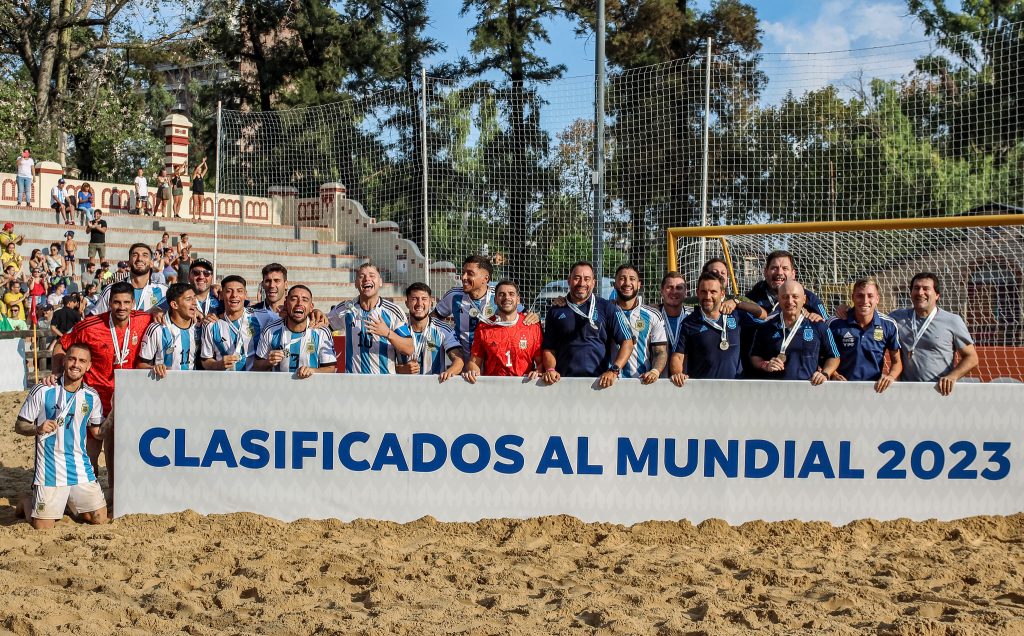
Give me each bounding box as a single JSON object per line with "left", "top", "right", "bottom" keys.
{"left": 115, "top": 371, "right": 1023, "bottom": 524}
{"left": 0, "top": 339, "right": 27, "bottom": 391}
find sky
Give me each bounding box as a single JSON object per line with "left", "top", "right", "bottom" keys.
{"left": 424, "top": 0, "right": 931, "bottom": 101}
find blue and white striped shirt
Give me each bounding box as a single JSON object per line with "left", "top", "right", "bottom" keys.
{"left": 89, "top": 282, "right": 167, "bottom": 315}
{"left": 619, "top": 301, "right": 668, "bottom": 378}
{"left": 434, "top": 284, "right": 503, "bottom": 358}
{"left": 327, "top": 297, "right": 412, "bottom": 374}
{"left": 19, "top": 382, "right": 102, "bottom": 487}
{"left": 201, "top": 309, "right": 270, "bottom": 371}
{"left": 256, "top": 320, "right": 337, "bottom": 372}
{"left": 139, "top": 320, "right": 201, "bottom": 370}
{"left": 404, "top": 318, "right": 460, "bottom": 375}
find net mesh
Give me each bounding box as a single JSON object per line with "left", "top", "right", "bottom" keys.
{"left": 212, "top": 21, "right": 1023, "bottom": 320}
{"left": 674, "top": 223, "right": 1024, "bottom": 380}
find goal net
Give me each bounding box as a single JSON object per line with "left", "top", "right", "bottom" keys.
{"left": 669, "top": 216, "right": 1024, "bottom": 381}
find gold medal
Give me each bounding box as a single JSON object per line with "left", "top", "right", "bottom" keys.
{"left": 777, "top": 352, "right": 787, "bottom": 364}
{"left": 719, "top": 340, "right": 729, "bottom": 351}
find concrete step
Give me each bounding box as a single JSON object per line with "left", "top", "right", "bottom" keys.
{"left": 217, "top": 263, "right": 358, "bottom": 283}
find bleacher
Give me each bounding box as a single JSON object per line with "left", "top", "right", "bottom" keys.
{"left": 0, "top": 204, "right": 408, "bottom": 309}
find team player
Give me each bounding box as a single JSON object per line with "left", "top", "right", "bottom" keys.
{"left": 138, "top": 283, "right": 201, "bottom": 377}
{"left": 462, "top": 280, "right": 543, "bottom": 382}
{"left": 15, "top": 343, "right": 107, "bottom": 529}
{"left": 889, "top": 273, "right": 977, "bottom": 395}
{"left": 826, "top": 278, "right": 901, "bottom": 393}
{"left": 669, "top": 272, "right": 764, "bottom": 384}
{"left": 201, "top": 276, "right": 270, "bottom": 371}
{"left": 255, "top": 285, "right": 337, "bottom": 378}
{"left": 612, "top": 264, "right": 668, "bottom": 383}
{"left": 658, "top": 272, "right": 690, "bottom": 376}
{"left": 396, "top": 282, "right": 463, "bottom": 381}
{"left": 157, "top": 259, "right": 220, "bottom": 319}
{"left": 251, "top": 263, "right": 288, "bottom": 313}
{"left": 52, "top": 281, "right": 153, "bottom": 490}
{"left": 541, "top": 261, "right": 634, "bottom": 387}
{"left": 327, "top": 263, "right": 414, "bottom": 374}
{"left": 89, "top": 243, "right": 167, "bottom": 314}
{"left": 750, "top": 280, "right": 840, "bottom": 385}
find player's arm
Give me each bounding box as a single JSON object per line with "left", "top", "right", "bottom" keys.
{"left": 641, "top": 343, "right": 668, "bottom": 385}
{"left": 439, "top": 348, "right": 463, "bottom": 383}
{"left": 875, "top": 348, "right": 901, "bottom": 394}
{"left": 814, "top": 356, "right": 840, "bottom": 386}
{"left": 461, "top": 354, "right": 484, "bottom": 384}
{"left": 668, "top": 351, "right": 688, "bottom": 387}
{"left": 252, "top": 329, "right": 281, "bottom": 371}
{"left": 540, "top": 349, "right": 560, "bottom": 384}
{"left": 935, "top": 344, "right": 978, "bottom": 396}
{"left": 15, "top": 416, "right": 38, "bottom": 436}
{"left": 136, "top": 327, "right": 167, "bottom": 378}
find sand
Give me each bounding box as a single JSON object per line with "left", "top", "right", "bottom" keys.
{"left": 0, "top": 390, "right": 1022, "bottom": 635}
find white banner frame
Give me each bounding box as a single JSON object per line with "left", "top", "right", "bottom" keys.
{"left": 115, "top": 371, "right": 1023, "bottom": 525}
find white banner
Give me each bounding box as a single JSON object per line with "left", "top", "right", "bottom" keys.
{"left": 115, "top": 371, "right": 1023, "bottom": 525}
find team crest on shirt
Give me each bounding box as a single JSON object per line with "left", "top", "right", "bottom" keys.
{"left": 727, "top": 316, "right": 737, "bottom": 329}
{"left": 634, "top": 318, "right": 646, "bottom": 331}
{"left": 306, "top": 341, "right": 316, "bottom": 353}
{"left": 149, "top": 291, "right": 158, "bottom": 305}
{"left": 131, "top": 333, "right": 138, "bottom": 345}
{"left": 803, "top": 327, "right": 814, "bottom": 341}
{"left": 80, "top": 403, "right": 89, "bottom": 415}
{"left": 483, "top": 304, "right": 495, "bottom": 318}
{"left": 519, "top": 337, "right": 528, "bottom": 350}
{"left": 427, "top": 341, "right": 437, "bottom": 351}
{"left": 873, "top": 326, "right": 884, "bottom": 342}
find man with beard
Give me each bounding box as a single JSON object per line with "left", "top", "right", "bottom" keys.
{"left": 51, "top": 281, "right": 153, "bottom": 491}
{"left": 396, "top": 282, "right": 462, "bottom": 381}
{"left": 826, "top": 278, "right": 902, "bottom": 393}
{"left": 327, "top": 263, "right": 414, "bottom": 374}
{"left": 669, "top": 273, "right": 763, "bottom": 385}
{"left": 15, "top": 343, "right": 107, "bottom": 529}
{"left": 540, "top": 261, "right": 634, "bottom": 388}
{"left": 88, "top": 243, "right": 166, "bottom": 315}
{"left": 156, "top": 259, "right": 220, "bottom": 320}
{"left": 201, "top": 276, "right": 272, "bottom": 371}
{"left": 462, "top": 280, "right": 542, "bottom": 382}
{"left": 251, "top": 263, "right": 288, "bottom": 314}
{"left": 138, "top": 283, "right": 202, "bottom": 376}
{"left": 750, "top": 280, "right": 840, "bottom": 385}
{"left": 255, "top": 285, "right": 337, "bottom": 379}
{"left": 612, "top": 264, "right": 667, "bottom": 384}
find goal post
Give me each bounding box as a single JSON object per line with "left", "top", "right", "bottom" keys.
{"left": 667, "top": 214, "right": 1024, "bottom": 381}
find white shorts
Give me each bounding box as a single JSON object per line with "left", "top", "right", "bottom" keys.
{"left": 31, "top": 482, "right": 106, "bottom": 520}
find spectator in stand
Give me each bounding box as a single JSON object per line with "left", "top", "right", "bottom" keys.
{"left": 1, "top": 242, "right": 22, "bottom": 273}
{"left": 51, "top": 178, "right": 73, "bottom": 225}
{"left": 153, "top": 169, "right": 171, "bottom": 217}
{"left": 81, "top": 261, "right": 97, "bottom": 287}
{"left": 48, "top": 265, "right": 72, "bottom": 293}
{"left": 1, "top": 222, "right": 24, "bottom": 250}
{"left": 134, "top": 167, "right": 150, "bottom": 215}
{"left": 63, "top": 230, "right": 77, "bottom": 272}
{"left": 47, "top": 281, "right": 66, "bottom": 309}
{"left": 15, "top": 149, "right": 34, "bottom": 206}
{"left": 83, "top": 282, "right": 99, "bottom": 309}
{"left": 36, "top": 305, "right": 54, "bottom": 348}
{"left": 50, "top": 293, "right": 84, "bottom": 340}
{"left": 28, "top": 249, "right": 46, "bottom": 273}
{"left": 154, "top": 232, "right": 171, "bottom": 256}
{"left": 44, "top": 243, "right": 62, "bottom": 274}
{"left": 3, "top": 265, "right": 24, "bottom": 290}
{"left": 190, "top": 159, "right": 208, "bottom": 222}
{"left": 112, "top": 261, "right": 129, "bottom": 285}
{"left": 77, "top": 183, "right": 95, "bottom": 224}
{"left": 6, "top": 303, "right": 27, "bottom": 330}
{"left": 174, "top": 240, "right": 193, "bottom": 282}
{"left": 28, "top": 267, "right": 46, "bottom": 308}
{"left": 4, "top": 278, "right": 26, "bottom": 316}
{"left": 64, "top": 182, "right": 79, "bottom": 219}
{"left": 97, "top": 262, "right": 113, "bottom": 287}
{"left": 86, "top": 209, "right": 107, "bottom": 266}
{"left": 171, "top": 164, "right": 185, "bottom": 218}
{"left": 161, "top": 248, "right": 178, "bottom": 284}
{"left": 149, "top": 255, "right": 166, "bottom": 285}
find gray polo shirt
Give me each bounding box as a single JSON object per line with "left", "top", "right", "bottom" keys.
{"left": 889, "top": 307, "right": 973, "bottom": 382}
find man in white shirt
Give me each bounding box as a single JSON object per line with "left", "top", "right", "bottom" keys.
{"left": 51, "top": 178, "right": 72, "bottom": 225}
{"left": 133, "top": 168, "right": 150, "bottom": 215}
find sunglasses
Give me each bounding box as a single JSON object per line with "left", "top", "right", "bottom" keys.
{"left": 192, "top": 269, "right": 213, "bottom": 277}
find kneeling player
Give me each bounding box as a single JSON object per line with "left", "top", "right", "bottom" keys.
{"left": 15, "top": 343, "right": 106, "bottom": 529}
{"left": 462, "top": 280, "right": 543, "bottom": 382}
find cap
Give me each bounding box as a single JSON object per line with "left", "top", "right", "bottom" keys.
{"left": 58, "top": 178, "right": 65, "bottom": 183}
{"left": 190, "top": 258, "right": 214, "bottom": 273}
{"left": 117, "top": 260, "right": 128, "bottom": 268}
{"left": 2, "top": 222, "right": 12, "bottom": 230}
{"left": 64, "top": 230, "right": 75, "bottom": 238}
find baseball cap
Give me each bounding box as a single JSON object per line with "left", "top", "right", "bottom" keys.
{"left": 117, "top": 260, "right": 128, "bottom": 268}
{"left": 58, "top": 178, "right": 65, "bottom": 184}
{"left": 190, "top": 258, "right": 214, "bottom": 273}
{"left": 2, "top": 222, "right": 12, "bottom": 230}
{"left": 65, "top": 230, "right": 75, "bottom": 238}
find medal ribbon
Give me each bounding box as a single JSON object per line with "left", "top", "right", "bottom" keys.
{"left": 566, "top": 294, "right": 598, "bottom": 329}
{"left": 109, "top": 314, "right": 132, "bottom": 367}
{"left": 700, "top": 309, "right": 729, "bottom": 349}
{"left": 55, "top": 382, "right": 79, "bottom": 428}
{"left": 908, "top": 307, "right": 938, "bottom": 355}
{"left": 661, "top": 307, "right": 684, "bottom": 350}
{"left": 779, "top": 313, "right": 805, "bottom": 356}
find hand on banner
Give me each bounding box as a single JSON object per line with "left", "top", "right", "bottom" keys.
{"left": 875, "top": 374, "right": 896, "bottom": 394}
{"left": 150, "top": 364, "right": 167, "bottom": 379}
{"left": 810, "top": 370, "right": 828, "bottom": 386}
{"left": 461, "top": 369, "right": 479, "bottom": 384}
{"left": 936, "top": 375, "right": 956, "bottom": 396}
{"left": 598, "top": 370, "right": 618, "bottom": 388}
{"left": 541, "top": 368, "right": 560, "bottom": 385}
{"left": 670, "top": 372, "right": 689, "bottom": 387}
{"left": 640, "top": 369, "right": 660, "bottom": 385}
{"left": 438, "top": 368, "right": 457, "bottom": 383}
{"left": 295, "top": 366, "right": 315, "bottom": 379}
{"left": 220, "top": 354, "right": 241, "bottom": 370}
{"left": 396, "top": 361, "right": 419, "bottom": 375}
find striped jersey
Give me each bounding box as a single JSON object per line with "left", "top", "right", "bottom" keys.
{"left": 157, "top": 292, "right": 221, "bottom": 318}
{"left": 256, "top": 320, "right": 337, "bottom": 372}
{"left": 404, "top": 318, "right": 460, "bottom": 375}
{"left": 139, "top": 320, "right": 201, "bottom": 370}
{"left": 201, "top": 310, "right": 271, "bottom": 371}
{"left": 89, "top": 282, "right": 167, "bottom": 315}
{"left": 434, "top": 283, "right": 505, "bottom": 357}
{"left": 618, "top": 301, "right": 668, "bottom": 378}
{"left": 327, "top": 297, "right": 413, "bottom": 374}
{"left": 19, "top": 382, "right": 103, "bottom": 487}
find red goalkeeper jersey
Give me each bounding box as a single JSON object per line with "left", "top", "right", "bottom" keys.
{"left": 470, "top": 314, "right": 542, "bottom": 377}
